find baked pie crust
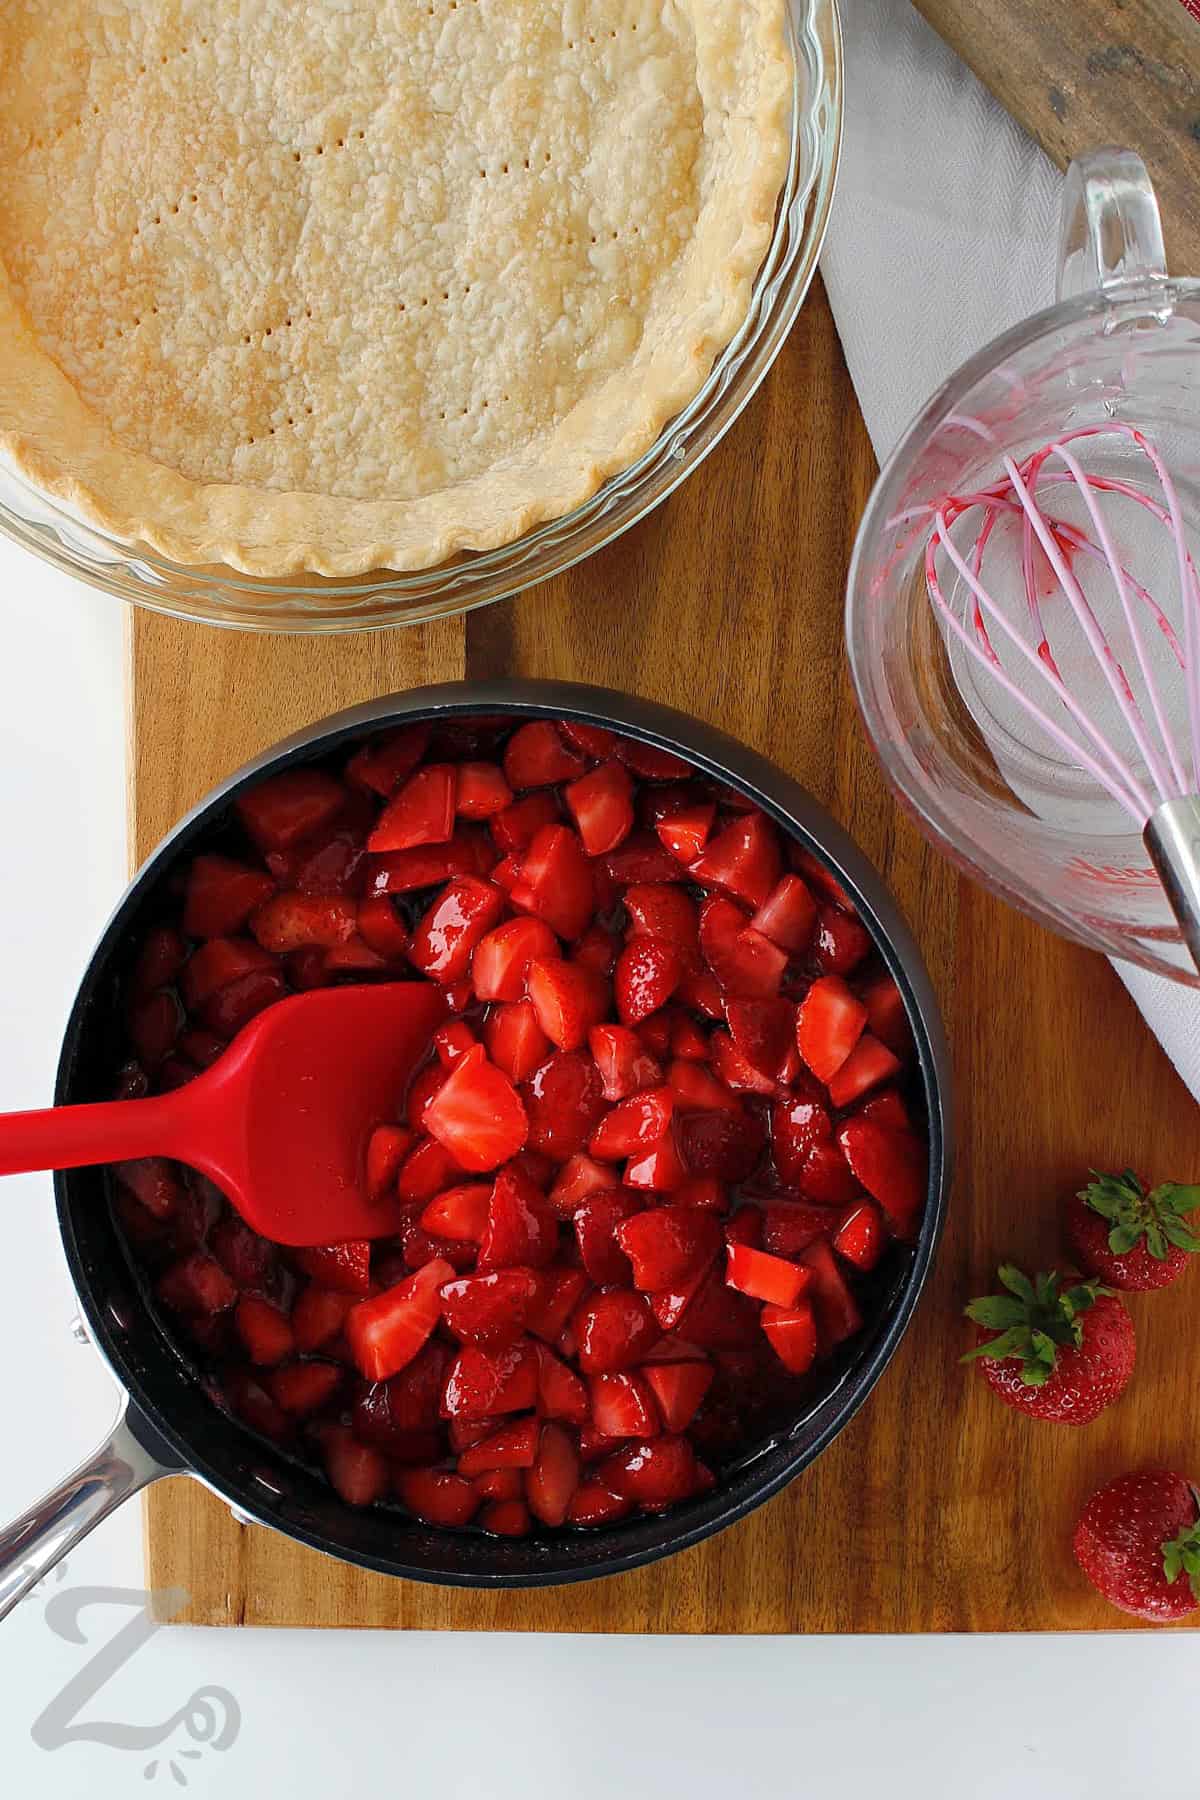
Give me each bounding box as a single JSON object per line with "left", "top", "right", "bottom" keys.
{"left": 0, "top": 2, "right": 791, "bottom": 577}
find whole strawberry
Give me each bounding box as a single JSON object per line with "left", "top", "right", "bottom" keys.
{"left": 962, "top": 1265, "right": 1134, "bottom": 1424}
{"left": 1065, "top": 1169, "right": 1200, "bottom": 1291}
{"left": 1074, "top": 1469, "right": 1200, "bottom": 1622}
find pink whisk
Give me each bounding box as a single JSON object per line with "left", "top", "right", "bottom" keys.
{"left": 917, "top": 423, "right": 1200, "bottom": 971}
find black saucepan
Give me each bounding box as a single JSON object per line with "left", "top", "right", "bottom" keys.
{"left": 0, "top": 680, "right": 951, "bottom": 1613}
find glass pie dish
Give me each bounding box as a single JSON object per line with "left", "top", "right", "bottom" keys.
{"left": 0, "top": 0, "right": 841, "bottom": 633}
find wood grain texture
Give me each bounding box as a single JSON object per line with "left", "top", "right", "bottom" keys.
{"left": 137, "top": 279, "right": 1200, "bottom": 1631}
{"left": 913, "top": 0, "right": 1200, "bottom": 276}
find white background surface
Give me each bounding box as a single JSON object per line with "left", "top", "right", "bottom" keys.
{"left": 0, "top": 547, "right": 1197, "bottom": 1798}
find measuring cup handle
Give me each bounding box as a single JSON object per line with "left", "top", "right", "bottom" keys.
{"left": 1056, "top": 148, "right": 1168, "bottom": 303}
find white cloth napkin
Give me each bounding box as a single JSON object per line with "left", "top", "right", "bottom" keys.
{"left": 819, "top": 0, "right": 1200, "bottom": 1101}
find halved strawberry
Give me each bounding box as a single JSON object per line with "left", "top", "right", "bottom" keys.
{"left": 836, "top": 1118, "right": 927, "bottom": 1238}
{"left": 588, "top": 1024, "right": 663, "bottom": 1101}
{"left": 408, "top": 876, "right": 505, "bottom": 983}
{"left": 614, "top": 940, "right": 682, "bottom": 1025}
{"left": 796, "top": 976, "right": 869, "bottom": 1083}
{"left": 504, "top": 721, "right": 587, "bottom": 789}
{"left": 616, "top": 1206, "right": 722, "bottom": 1291}
{"left": 266, "top": 1361, "right": 342, "bottom": 1416}
{"left": 482, "top": 999, "right": 550, "bottom": 1086}
{"left": 599, "top": 1435, "right": 700, "bottom": 1508}
{"left": 183, "top": 855, "right": 275, "bottom": 938}
{"left": 656, "top": 803, "right": 716, "bottom": 863}
{"left": 699, "top": 897, "right": 786, "bottom": 998}
{"left": 813, "top": 905, "right": 873, "bottom": 976}
{"left": 624, "top": 884, "right": 700, "bottom": 952}
{"left": 762, "top": 1200, "right": 841, "bottom": 1257}
{"left": 366, "top": 1124, "right": 412, "bottom": 1202}
{"left": 366, "top": 830, "right": 494, "bottom": 894}
{"left": 526, "top": 958, "right": 608, "bottom": 1052}
{"left": 477, "top": 1164, "right": 558, "bottom": 1270}
{"left": 292, "top": 1239, "right": 372, "bottom": 1294}
{"left": 771, "top": 1090, "right": 833, "bottom": 1184}
{"left": 479, "top": 1498, "right": 531, "bottom": 1536}
{"left": 676, "top": 1106, "right": 765, "bottom": 1183}
{"left": 642, "top": 1360, "right": 713, "bottom": 1432}
{"left": 798, "top": 1237, "right": 863, "bottom": 1348}
{"left": 624, "top": 1130, "right": 688, "bottom": 1192}
{"left": 438, "top": 1268, "right": 540, "bottom": 1347}
{"left": 510, "top": 825, "right": 595, "bottom": 940}
{"left": 574, "top": 1288, "right": 660, "bottom": 1372}
{"left": 526, "top": 1422, "right": 582, "bottom": 1526}
{"left": 234, "top": 1295, "right": 295, "bottom": 1366}
{"left": 490, "top": 790, "right": 561, "bottom": 854}
{"left": 441, "top": 1339, "right": 539, "bottom": 1418}
{"left": 750, "top": 873, "right": 817, "bottom": 953}
{"left": 237, "top": 767, "right": 346, "bottom": 853}
{"left": 525, "top": 1267, "right": 591, "bottom": 1342}
{"left": 548, "top": 1152, "right": 620, "bottom": 1218}
{"left": 590, "top": 1370, "right": 660, "bottom": 1438}
{"left": 602, "top": 833, "right": 687, "bottom": 886}
{"left": 761, "top": 1299, "right": 819, "bottom": 1375}
{"left": 724, "top": 998, "right": 795, "bottom": 1081}
{"left": 345, "top": 724, "right": 431, "bottom": 797}
{"left": 292, "top": 1284, "right": 356, "bottom": 1351}
{"left": 456, "top": 1416, "right": 539, "bottom": 1475}
{"left": 535, "top": 1342, "right": 590, "bottom": 1423}
{"left": 827, "top": 1034, "right": 902, "bottom": 1109}
{"left": 690, "top": 812, "right": 781, "bottom": 910}
{"left": 345, "top": 1258, "right": 453, "bottom": 1380}
{"left": 833, "top": 1200, "right": 887, "bottom": 1270}
{"left": 395, "top": 1466, "right": 479, "bottom": 1527}
{"left": 574, "top": 1191, "right": 643, "bottom": 1283}
{"left": 524, "top": 1050, "right": 608, "bottom": 1161}
{"left": 424, "top": 1044, "right": 528, "bottom": 1173}
{"left": 725, "top": 1243, "right": 809, "bottom": 1307}
{"left": 420, "top": 1182, "right": 493, "bottom": 1242}
{"left": 565, "top": 762, "right": 635, "bottom": 854}
{"left": 455, "top": 761, "right": 513, "bottom": 819}
{"left": 472, "top": 916, "right": 560, "bottom": 1002}
{"left": 589, "top": 1087, "right": 675, "bottom": 1161}
{"left": 322, "top": 1426, "right": 389, "bottom": 1507}
{"left": 367, "top": 764, "right": 456, "bottom": 852}
{"left": 567, "top": 1480, "right": 635, "bottom": 1526}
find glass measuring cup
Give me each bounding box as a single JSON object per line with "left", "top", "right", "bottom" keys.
{"left": 847, "top": 149, "right": 1200, "bottom": 986}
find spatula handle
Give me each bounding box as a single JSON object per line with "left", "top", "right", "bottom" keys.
{"left": 0, "top": 1091, "right": 189, "bottom": 1176}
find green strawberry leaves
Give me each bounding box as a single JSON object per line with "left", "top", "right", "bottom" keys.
{"left": 1162, "top": 1498, "right": 1200, "bottom": 1602}
{"left": 962, "top": 1265, "right": 1110, "bottom": 1385}
{"left": 1081, "top": 1170, "right": 1200, "bottom": 1262}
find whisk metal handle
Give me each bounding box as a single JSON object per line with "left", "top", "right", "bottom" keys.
{"left": 1145, "top": 799, "right": 1200, "bottom": 978}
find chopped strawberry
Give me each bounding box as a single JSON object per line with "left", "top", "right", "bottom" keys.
{"left": 356, "top": 895, "right": 412, "bottom": 960}
{"left": 798, "top": 1238, "right": 864, "bottom": 1348}
{"left": 656, "top": 803, "right": 716, "bottom": 863}
{"left": 861, "top": 973, "right": 913, "bottom": 1058}
{"left": 479, "top": 1498, "right": 531, "bottom": 1536}
{"left": 473, "top": 1467, "right": 524, "bottom": 1502}
{"left": 322, "top": 1426, "right": 389, "bottom": 1507}
{"left": 675, "top": 968, "right": 725, "bottom": 1019}
{"left": 345, "top": 724, "right": 431, "bottom": 797}
{"left": 237, "top": 767, "right": 346, "bottom": 853}
{"left": 524, "top": 1050, "right": 608, "bottom": 1160}
{"left": 504, "top": 721, "right": 587, "bottom": 789}
{"left": 292, "top": 1239, "right": 372, "bottom": 1294}
{"left": 667, "top": 1059, "right": 737, "bottom": 1114}
{"left": 572, "top": 922, "right": 620, "bottom": 978}
{"left": 855, "top": 1087, "right": 912, "bottom": 1130}
{"left": 725, "top": 1244, "right": 809, "bottom": 1307}
{"left": 456, "top": 1416, "right": 540, "bottom": 1475}
{"left": 292, "top": 1284, "right": 355, "bottom": 1351}
{"left": 636, "top": 1012, "right": 674, "bottom": 1060}
{"left": 565, "top": 761, "right": 636, "bottom": 854}
{"left": 723, "top": 1208, "right": 763, "bottom": 1249}
{"left": 689, "top": 812, "right": 781, "bottom": 910}
{"left": 209, "top": 1213, "right": 273, "bottom": 1289}
{"left": 234, "top": 1295, "right": 294, "bottom": 1366}
{"left": 510, "top": 825, "right": 594, "bottom": 940}
{"left": 750, "top": 873, "right": 817, "bottom": 953}
{"left": 180, "top": 936, "right": 277, "bottom": 1010}
{"left": 116, "top": 1156, "right": 183, "bottom": 1220}
{"left": 535, "top": 1342, "right": 590, "bottom": 1423}
{"left": 482, "top": 999, "right": 551, "bottom": 1086}
{"left": 525, "top": 1267, "right": 591, "bottom": 1342}
{"left": 796, "top": 976, "right": 869, "bottom": 1083}
{"left": 574, "top": 1191, "right": 644, "bottom": 1283}
{"left": 710, "top": 1029, "right": 778, "bottom": 1096}
{"left": 477, "top": 1165, "right": 558, "bottom": 1270}
{"left": 558, "top": 719, "right": 621, "bottom": 759}
{"left": 589, "top": 1087, "right": 675, "bottom": 1161}
{"left": 625, "top": 1130, "right": 688, "bottom": 1192}
{"left": 762, "top": 1200, "right": 841, "bottom": 1257}
{"left": 796, "top": 1139, "right": 863, "bottom": 1206}
{"left": 833, "top": 1200, "right": 887, "bottom": 1270}
{"left": 395, "top": 1466, "right": 479, "bottom": 1527}
{"left": 650, "top": 1258, "right": 715, "bottom": 1332}
{"left": 613, "top": 939, "right": 682, "bottom": 1025}
{"left": 352, "top": 1348, "right": 451, "bottom": 1443}
{"left": 366, "top": 830, "right": 494, "bottom": 894}
{"left": 548, "top": 1152, "right": 620, "bottom": 1218}
{"left": 526, "top": 1422, "right": 582, "bottom": 1526}
{"left": 365, "top": 1124, "right": 412, "bottom": 1202}
{"left": 408, "top": 876, "right": 505, "bottom": 983}
{"left": 836, "top": 1119, "right": 927, "bottom": 1238}
{"left": 616, "top": 1207, "right": 722, "bottom": 1291}
{"left": 526, "top": 957, "right": 608, "bottom": 1052}
{"left": 472, "top": 916, "right": 559, "bottom": 1001}
{"left": 672, "top": 1175, "right": 728, "bottom": 1211}
{"left": 813, "top": 905, "right": 873, "bottom": 976}
{"left": 266, "top": 1361, "right": 342, "bottom": 1416}
{"left": 224, "top": 1371, "right": 291, "bottom": 1441}
{"left": 676, "top": 1106, "right": 765, "bottom": 1182}
{"left": 761, "top": 1299, "right": 819, "bottom": 1375}
{"left": 771, "top": 1090, "right": 833, "bottom": 1184}
{"left": 490, "top": 790, "right": 561, "bottom": 854}
{"left": 397, "top": 1135, "right": 463, "bottom": 1202}
{"left": 183, "top": 855, "right": 275, "bottom": 939}
{"left": 566, "top": 1480, "right": 635, "bottom": 1526}
{"left": 420, "top": 1182, "right": 493, "bottom": 1242}
{"left": 455, "top": 761, "right": 513, "bottom": 820}
{"left": 424, "top": 1044, "right": 528, "bottom": 1172}
{"left": 600, "top": 1435, "right": 700, "bottom": 1508}
{"left": 674, "top": 1266, "right": 760, "bottom": 1349}
{"left": 827, "top": 1033, "right": 902, "bottom": 1109}
{"left": 574, "top": 1288, "right": 660, "bottom": 1373}
{"left": 407, "top": 1061, "right": 449, "bottom": 1132}
{"left": 130, "top": 926, "right": 187, "bottom": 1000}
{"left": 588, "top": 1024, "right": 662, "bottom": 1101}
{"left": 157, "top": 1253, "right": 237, "bottom": 1317}
{"left": 616, "top": 739, "right": 692, "bottom": 780}
{"left": 434, "top": 1022, "right": 477, "bottom": 1069}
{"left": 642, "top": 1360, "right": 714, "bottom": 1432}
{"left": 590, "top": 1370, "right": 660, "bottom": 1438}
{"left": 344, "top": 1258, "right": 453, "bottom": 1380}
{"left": 624, "top": 884, "right": 700, "bottom": 952}
{"left": 439, "top": 1268, "right": 540, "bottom": 1347}
{"left": 602, "top": 833, "right": 687, "bottom": 885}
{"left": 441, "top": 1339, "right": 539, "bottom": 1418}
{"left": 724, "top": 998, "right": 795, "bottom": 1081}
{"left": 699, "top": 896, "right": 786, "bottom": 998}
{"left": 178, "top": 1027, "right": 227, "bottom": 1070}
{"left": 367, "top": 764, "right": 456, "bottom": 853}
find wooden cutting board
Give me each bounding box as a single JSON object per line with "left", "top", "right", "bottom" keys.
{"left": 130, "top": 277, "right": 1200, "bottom": 1631}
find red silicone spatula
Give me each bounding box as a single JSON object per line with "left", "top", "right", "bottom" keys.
{"left": 0, "top": 983, "right": 445, "bottom": 1245}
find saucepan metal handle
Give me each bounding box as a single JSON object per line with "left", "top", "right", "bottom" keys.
{"left": 0, "top": 1400, "right": 179, "bottom": 1624}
